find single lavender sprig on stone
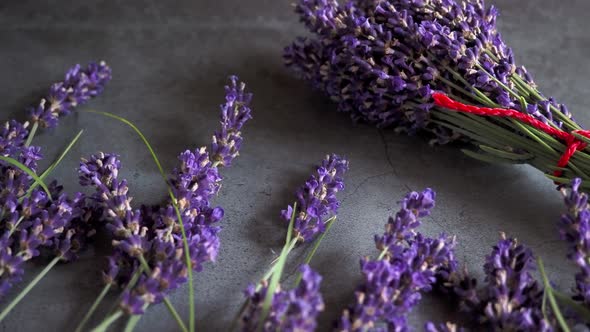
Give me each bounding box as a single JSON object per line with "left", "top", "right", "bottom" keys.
{"left": 481, "top": 234, "right": 550, "bottom": 331}
{"left": 29, "top": 61, "right": 112, "bottom": 129}
{"left": 281, "top": 154, "right": 349, "bottom": 242}
{"left": 210, "top": 75, "right": 253, "bottom": 167}
{"left": 437, "top": 233, "right": 556, "bottom": 331}
{"left": 559, "top": 178, "right": 590, "bottom": 305}
{"left": 241, "top": 264, "right": 324, "bottom": 332}
{"left": 336, "top": 188, "right": 456, "bottom": 331}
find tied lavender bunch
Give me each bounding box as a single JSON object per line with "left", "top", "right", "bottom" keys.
{"left": 241, "top": 265, "right": 324, "bottom": 331}
{"left": 0, "top": 62, "right": 111, "bottom": 298}
{"left": 78, "top": 76, "right": 252, "bottom": 317}
{"left": 285, "top": 0, "right": 590, "bottom": 186}
{"left": 336, "top": 188, "right": 457, "bottom": 331}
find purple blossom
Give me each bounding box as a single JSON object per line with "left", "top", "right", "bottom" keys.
{"left": 0, "top": 184, "right": 87, "bottom": 296}
{"left": 424, "top": 322, "right": 464, "bottom": 332}
{"left": 438, "top": 234, "right": 555, "bottom": 331}
{"left": 559, "top": 178, "right": 590, "bottom": 304}
{"left": 210, "top": 76, "right": 253, "bottom": 167}
{"left": 481, "top": 234, "right": 549, "bottom": 331}
{"left": 241, "top": 264, "right": 324, "bottom": 332}
{"left": 29, "top": 61, "right": 112, "bottom": 128}
{"left": 336, "top": 188, "right": 456, "bottom": 331}
{"left": 285, "top": 0, "right": 575, "bottom": 141}
{"left": 281, "top": 154, "right": 349, "bottom": 242}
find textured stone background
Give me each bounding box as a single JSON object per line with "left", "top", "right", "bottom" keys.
{"left": 0, "top": 0, "right": 589, "bottom": 330}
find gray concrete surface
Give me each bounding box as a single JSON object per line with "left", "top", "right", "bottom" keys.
{"left": 0, "top": 0, "right": 589, "bottom": 330}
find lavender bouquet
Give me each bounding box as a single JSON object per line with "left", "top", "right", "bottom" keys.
{"left": 285, "top": 0, "right": 590, "bottom": 187}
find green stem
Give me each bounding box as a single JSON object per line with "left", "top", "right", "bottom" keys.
{"left": 537, "top": 258, "right": 570, "bottom": 332}
{"left": 123, "top": 303, "right": 149, "bottom": 332}
{"left": 106, "top": 267, "right": 143, "bottom": 315}
{"left": 293, "top": 216, "right": 337, "bottom": 286}
{"left": 74, "top": 283, "right": 112, "bottom": 332}
{"left": 90, "top": 310, "right": 123, "bottom": 332}
{"left": 24, "top": 122, "right": 38, "bottom": 147}
{"left": 0, "top": 255, "right": 61, "bottom": 321}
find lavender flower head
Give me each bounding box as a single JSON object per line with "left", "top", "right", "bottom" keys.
{"left": 560, "top": 178, "right": 590, "bottom": 305}
{"left": 241, "top": 264, "right": 324, "bottom": 332}
{"left": 210, "top": 76, "right": 253, "bottom": 167}
{"left": 281, "top": 154, "right": 349, "bottom": 242}
{"left": 29, "top": 61, "right": 112, "bottom": 128}
{"left": 336, "top": 188, "right": 456, "bottom": 331}
{"left": 481, "top": 233, "right": 549, "bottom": 331}
{"left": 437, "top": 233, "right": 555, "bottom": 331}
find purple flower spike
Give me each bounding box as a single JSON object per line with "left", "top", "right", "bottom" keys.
{"left": 375, "top": 188, "right": 436, "bottom": 253}
{"left": 560, "top": 178, "right": 590, "bottom": 304}
{"left": 281, "top": 154, "right": 349, "bottom": 242}
{"left": 336, "top": 188, "right": 456, "bottom": 331}
{"left": 29, "top": 61, "right": 112, "bottom": 128}
{"left": 481, "top": 234, "right": 549, "bottom": 331}
{"left": 241, "top": 264, "right": 324, "bottom": 332}
{"left": 210, "top": 76, "right": 253, "bottom": 167}
{"left": 424, "top": 322, "right": 465, "bottom": 332}
{"left": 0, "top": 120, "right": 29, "bottom": 156}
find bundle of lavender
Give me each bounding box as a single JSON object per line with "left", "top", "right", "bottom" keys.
{"left": 285, "top": 0, "right": 590, "bottom": 187}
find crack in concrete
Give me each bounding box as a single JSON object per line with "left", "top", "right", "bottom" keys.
{"left": 378, "top": 129, "right": 412, "bottom": 192}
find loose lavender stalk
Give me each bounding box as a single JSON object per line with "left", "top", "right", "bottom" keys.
{"left": 76, "top": 76, "right": 251, "bottom": 331}
{"left": 235, "top": 154, "right": 347, "bottom": 331}
{"left": 28, "top": 61, "right": 111, "bottom": 142}
{"left": 436, "top": 233, "right": 558, "bottom": 331}
{"left": 559, "top": 178, "right": 590, "bottom": 305}
{"left": 285, "top": 0, "right": 590, "bottom": 186}
{"left": 241, "top": 264, "right": 324, "bottom": 332}
{"left": 335, "top": 188, "right": 456, "bottom": 331}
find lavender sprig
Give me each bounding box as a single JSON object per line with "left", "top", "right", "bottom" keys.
{"left": 437, "top": 233, "right": 557, "bottom": 331}
{"left": 241, "top": 264, "right": 324, "bottom": 332}
{"left": 559, "top": 178, "right": 590, "bottom": 305}
{"left": 336, "top": 188, "right": 456, "bottom": 331}
{"left": 29, "top": 61, "right": 112, "bottom": 130}
{"left": 211, "top": 75, "right": 253, "bottom": 167}
{"left": 281, "top": 154, "right": 349, "bottom": 242}
{"left": 482, "top": 234, "right": 549, "bottom": 331}
{"left": 235, "top": 154, "right": 347, "bottom": 331}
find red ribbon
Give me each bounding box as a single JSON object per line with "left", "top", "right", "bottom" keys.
{"left": 431, "top": 92, "right": 590, "bottom": 178}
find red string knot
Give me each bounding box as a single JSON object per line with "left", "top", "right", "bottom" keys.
{"left": 431, "top": 92, "right": 590, "bottom": 180}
